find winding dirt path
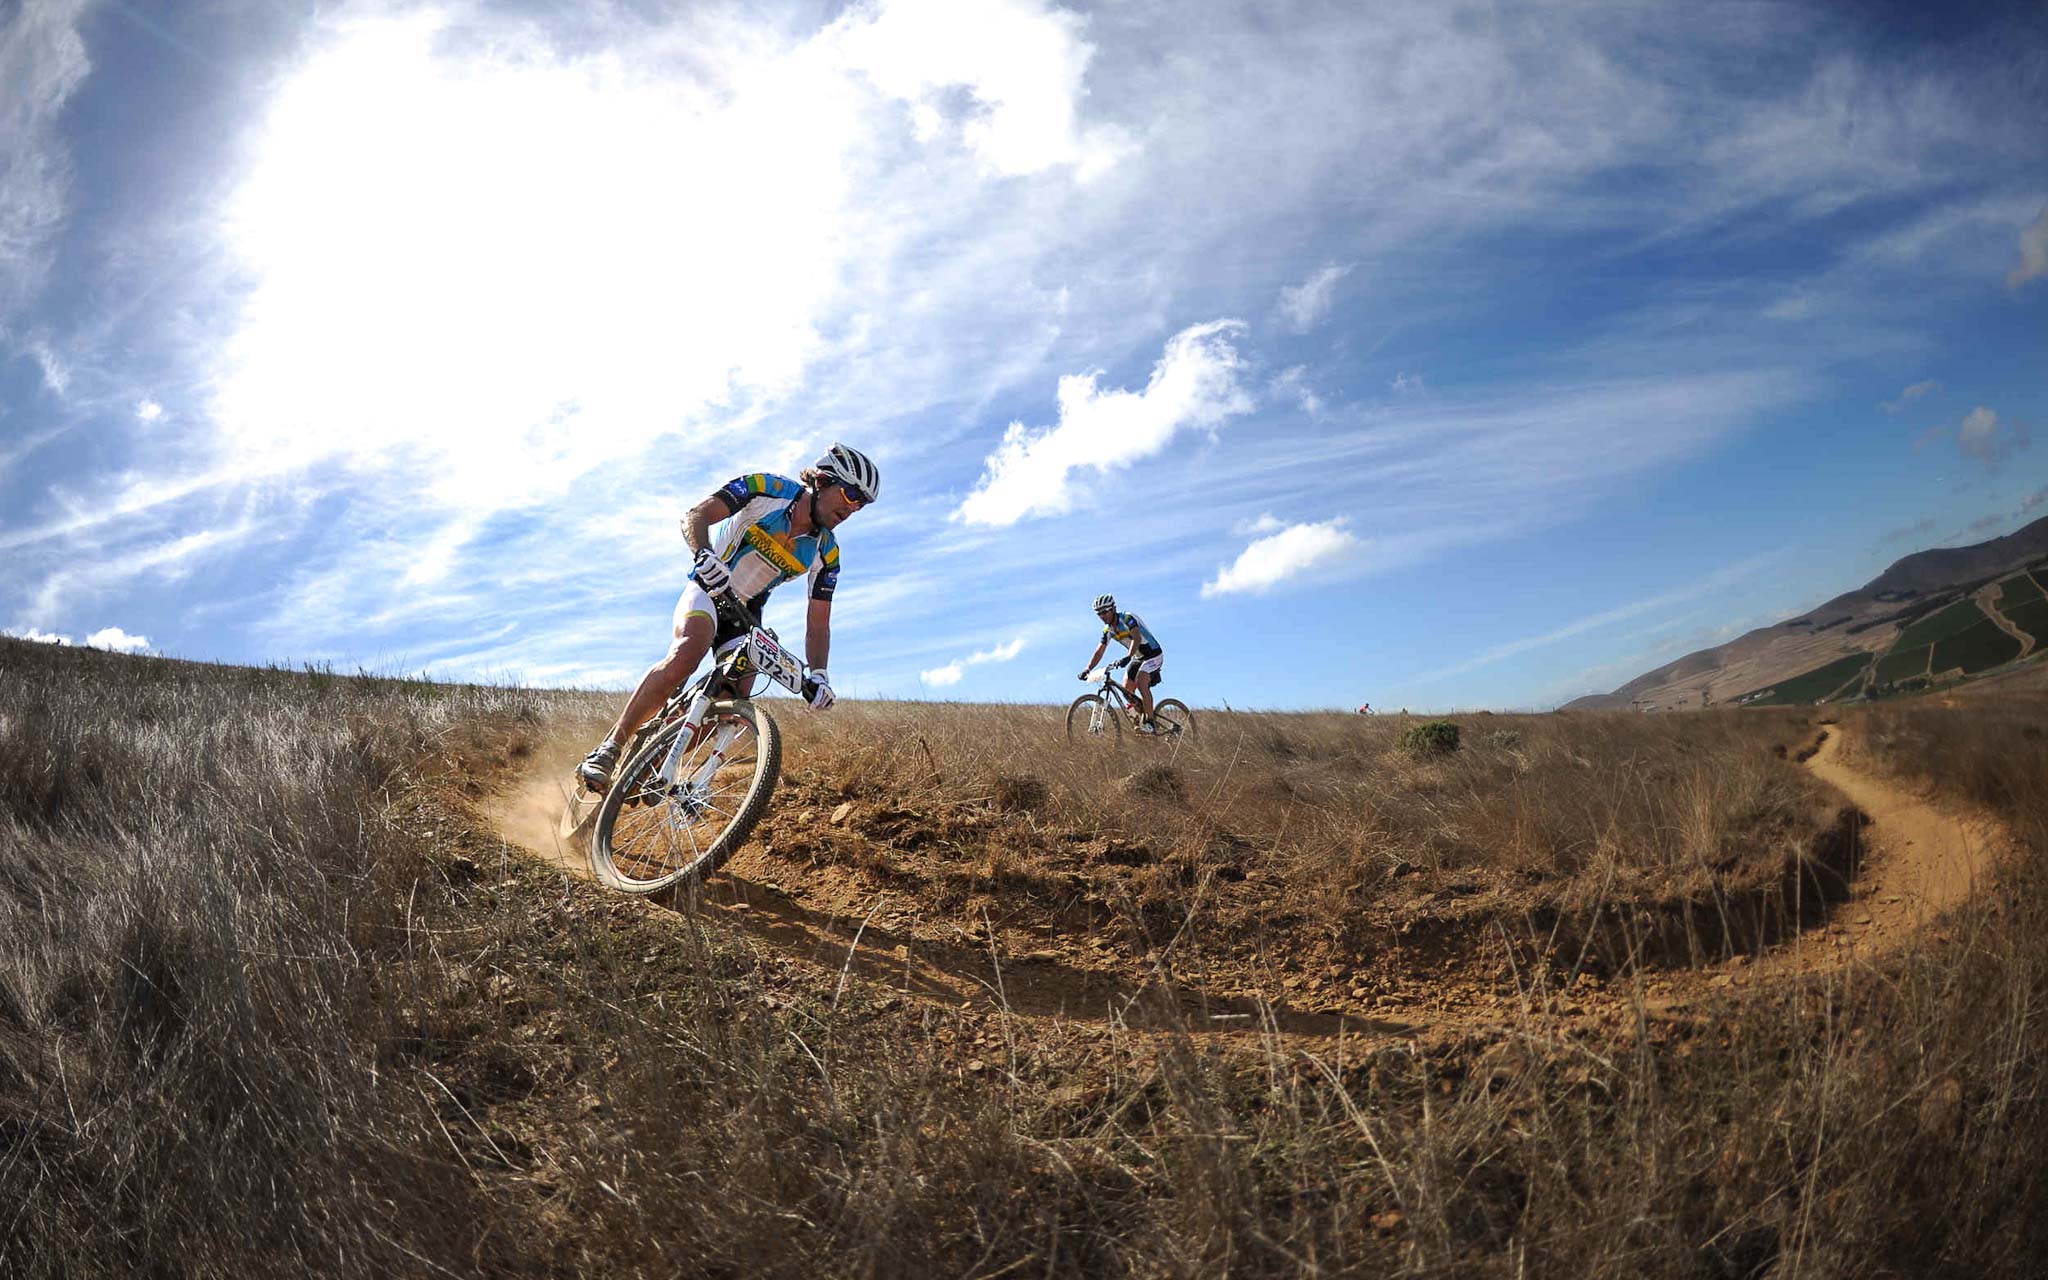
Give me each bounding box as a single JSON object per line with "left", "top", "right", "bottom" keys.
{"left": 480, "top": 722, "right": 2009, "bottom": 1042}
{"left": 1799, "top": 727, "right": 2000, "bottom": 939}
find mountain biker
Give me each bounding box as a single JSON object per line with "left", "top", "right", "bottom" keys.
{"left": 575, "top": 444, "right": 881, "bottom": 791}
{"left": 1079, "top": 593, "right": 1166, "bottom": 733}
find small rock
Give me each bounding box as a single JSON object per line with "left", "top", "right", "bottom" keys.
{"left": 1918, "top": 1076, "right": 1964, "bottom": 1139}
{"left": 830, "top": 802, "right": 855, "bottom": 825}
{"left": 967, "top": 1059, "right": 987, "bottom": 1074}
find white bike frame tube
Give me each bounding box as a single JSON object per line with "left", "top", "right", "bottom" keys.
{"left": 659, "top": 689, "right": 718, "bottom": 783}
{"left": 686, "top": 722, "right": 741, "bottom": 788}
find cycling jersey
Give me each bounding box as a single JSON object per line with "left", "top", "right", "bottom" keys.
{"left": 692, "top": 473, "right": 841, "bottom": 607}
{"left": 1102, "top": 611, "right": 1162, "bottom": 656}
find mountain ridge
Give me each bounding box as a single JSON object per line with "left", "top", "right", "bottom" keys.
{"left": 1566, "top": 514, "right": 2048, "bottom": 710}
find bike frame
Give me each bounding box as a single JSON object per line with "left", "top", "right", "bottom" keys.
{"left": 651, "top": 604, "right": 807, "bottom": 789}
{"left": 1085, "top": 658, "right": 1140, "bottom": 729}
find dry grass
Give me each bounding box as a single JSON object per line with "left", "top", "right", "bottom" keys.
{"left": 4, "top": 636, "right": 2047, "bottom": 1277}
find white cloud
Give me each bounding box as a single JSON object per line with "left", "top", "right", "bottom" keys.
{"left": 919, "top": 633, "right": 1026, "bottom": 686}
{"left": 4, "top": 626, "right": 70, "bottom": 645}
{"left": 1957, "top": 406, "right": 2028, "bottom": 468}
{"left": 135, "top": 399, "right": 163, "bottom": 422}
{"left": 1201, "top": 518, "right": 1360, "bottom": 597}
{"left": 1270, "top": 365, "right": 1325, "bottom": 418}
{"left": 208, "top": 0, "right": 1122, "bottom": 517}
{"left": 2008, "top": 206, "right": 2048, "bottom": 287}
{"left": 1389, "top": 370, "right": 1426, "bottom": 395}
{"left": 1880, "top": 379, "right": 1938, "bottom": 413}
{"left": 84, "top": 626, "right": 149, "bottom": 653}
{"left": 1276, "top": 263, "right": 1352, "bottom": 333}
{"left": 829, "top": 0, "right": 1128, "bottom": 180}
{"left": 0, "top": 0, "right": 90, "bottom": 316}
{"left": 956, "top": 319, "right": 1253, "bottom": 526}
{"left": 24, "top": 335, "right": 67, "bottom": 393}
{"left": 1237, "top": 513, "right": 1285, "bottom": 536}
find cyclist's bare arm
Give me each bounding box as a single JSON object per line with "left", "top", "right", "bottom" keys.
{"left": 678, "top": 491, "right": 738, "bottom": 554}
{"left": 806, "top": 597, "right": 832, "bottom": 669}
{"left": 1083, "top": 639, "right": 1108, "bottom": 673}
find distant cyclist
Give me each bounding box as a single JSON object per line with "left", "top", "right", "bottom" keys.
{"left": 575, "top": 444, "right": 880, "bottom": 791}
{"left": 1079, "top": 593, "right": 1166, "bottom": 733}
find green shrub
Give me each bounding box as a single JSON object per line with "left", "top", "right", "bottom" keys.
{"left": 1401, "top": 720, "right": 1461, "bottom": 756}
{"left": 1483, "top": 728, "right": 1523, "bottom": 750}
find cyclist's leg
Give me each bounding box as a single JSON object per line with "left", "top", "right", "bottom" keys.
{"left": 1133, "top": 667, "right": 1156, "bottom": 722}
{"left": 601, "top": 588, "right": 717, "bottom": 745}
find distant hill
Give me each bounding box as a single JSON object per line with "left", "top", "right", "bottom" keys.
{"left": 1567, "top": 515, "right": 2048, "bottom": 710}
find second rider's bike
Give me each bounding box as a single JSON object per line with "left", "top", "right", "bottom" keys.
{"left": 1066, "top": 656, "right": 1194, "bottom": 743}
{"left": 563, "top": 599, "right": 814, "bottom": 895}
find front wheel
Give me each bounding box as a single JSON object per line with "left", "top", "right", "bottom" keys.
{"left": 1065, "top": 693, "right": 1121, "bottom": 742}
{"left": 1150, "top": 698, "right": 1195, "bottom": 740}
{"left": 590, "top": 699, "right": 781, "bottom": 894}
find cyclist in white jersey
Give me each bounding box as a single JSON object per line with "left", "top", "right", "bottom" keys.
{"left": 576, "top": 444, "right": 880, "bottom": 791}
{"left": 1079, "top": 593, "right": 1166, "bottom": 733}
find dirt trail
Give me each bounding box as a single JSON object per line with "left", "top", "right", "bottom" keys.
{"left": 481, "top": 722, "right": 2008, "bottom": 1043}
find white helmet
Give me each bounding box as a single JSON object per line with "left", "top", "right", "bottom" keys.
{"left": 813, "top": 443, "right": 880, "bottom": 504}
{"left": 1093, "top": 593, "right": 1116, "bottom": 613}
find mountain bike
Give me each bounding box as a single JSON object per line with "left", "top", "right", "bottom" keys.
{"left": 560, "top": 599, "right": 814, "bottom": 895}
{"left": 1066, "top": 656, "right": 1194, "bottom": 743}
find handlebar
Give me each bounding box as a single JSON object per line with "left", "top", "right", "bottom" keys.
{"left": 714, "top": 591, "right": 822, "bottom": 702}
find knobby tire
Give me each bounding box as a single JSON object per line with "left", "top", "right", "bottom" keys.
{"left": 590, "top": 699, "right": 781, "bottom": 894}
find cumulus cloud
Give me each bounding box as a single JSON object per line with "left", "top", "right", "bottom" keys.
{"left": 85, "top": 626, "right": 149, "bottom": 653}
{"left": 1275, "top": 263, "right": 1352, "bottom": 333}
{"left": 135, "top": 399, "right": 163, "bottom": 422}
{"left": 1201, "top": 518, "right": 1361, "bottom": 597}
{"left": 919, "top": 634, "right": 1027, "bottom": 687}
{"left": 2007, "top": 205, "right": 2048, "bottom": 287}
{"left": 4, "top": 626, "right": 70, "bottom": 644}
{"left": 956, "top": 319, "right": 1253, "bottom": 526}
{"left": 1957, "top": 406, "right": 2029, "bottom": 468}
{"left": 1880, "top": 379, "right": 1937, "bottom": 413}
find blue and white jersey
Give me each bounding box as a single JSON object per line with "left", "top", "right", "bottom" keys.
{"left": 694, "top": 473, "right": 841, "bottom": 605}
{"left": 1102, "top": 611, "right": 1162, "bottom": 655}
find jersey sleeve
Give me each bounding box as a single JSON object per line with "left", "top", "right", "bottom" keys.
{"left": 808, "top": 532, "right": 840, "bottom": 601}
{"left": 717, "top": 472, "right": 803, "bottom": 511}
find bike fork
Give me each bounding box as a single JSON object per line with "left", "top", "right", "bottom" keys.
{"left": 658, "top": 692, "right": 716, "bottom": 783}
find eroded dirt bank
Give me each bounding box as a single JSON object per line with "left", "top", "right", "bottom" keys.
{"left": 482, "top": 719, "right": 2009, "bottom": 1046}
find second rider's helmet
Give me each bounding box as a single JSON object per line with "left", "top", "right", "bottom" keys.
{"left": 813, "top": 443, "right": 881, "bottom": 504}
{"left": 1093, "top": 593, "right": 1116, "bottom": 614}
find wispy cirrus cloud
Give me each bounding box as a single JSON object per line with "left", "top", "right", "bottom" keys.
{"left": 955, "top": 319, "right": 1253, "bottom": 526}
{"left": 2007, "top": 205, "right": 2048, "bottom": 287}
{"left": 1201, "top": 517, "right": 1360, "bottom": 597}
{"left": 1880, "top": 379, "right": 1938, "bottom": 413}
{"left": 1275, "top": 263, "right": 1352, "bottom": 333}
{"left": 0, "top": 0, "right": 91, "bottom": 318}
{"left": 1408, "top": 554, "right": 1778, "bottom": 687}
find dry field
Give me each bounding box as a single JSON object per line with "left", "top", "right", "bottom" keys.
{"left": 3, "top": 634, "right": 2045, "bottom": 1277}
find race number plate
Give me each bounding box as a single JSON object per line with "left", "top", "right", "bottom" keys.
{"left": 748, "top": 627, "right": 806, "bottom": 695}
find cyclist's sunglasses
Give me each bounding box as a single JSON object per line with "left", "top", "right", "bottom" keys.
{"left": 822, "top": 481, "right": 870, "bottom": 509}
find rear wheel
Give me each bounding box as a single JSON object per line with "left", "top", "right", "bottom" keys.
{"left": 590, "top": 700, "right": 780, "bottom": 893}
{"left": 1150, "top": 698, "right": 1195, "bottom": 740}
{"left": 1066, "top": 693, "right": 1121, "bottom": 742}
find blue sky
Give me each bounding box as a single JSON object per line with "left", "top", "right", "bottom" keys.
{"left": 2, "top": 0, "right": 2044, "bottom": 711}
